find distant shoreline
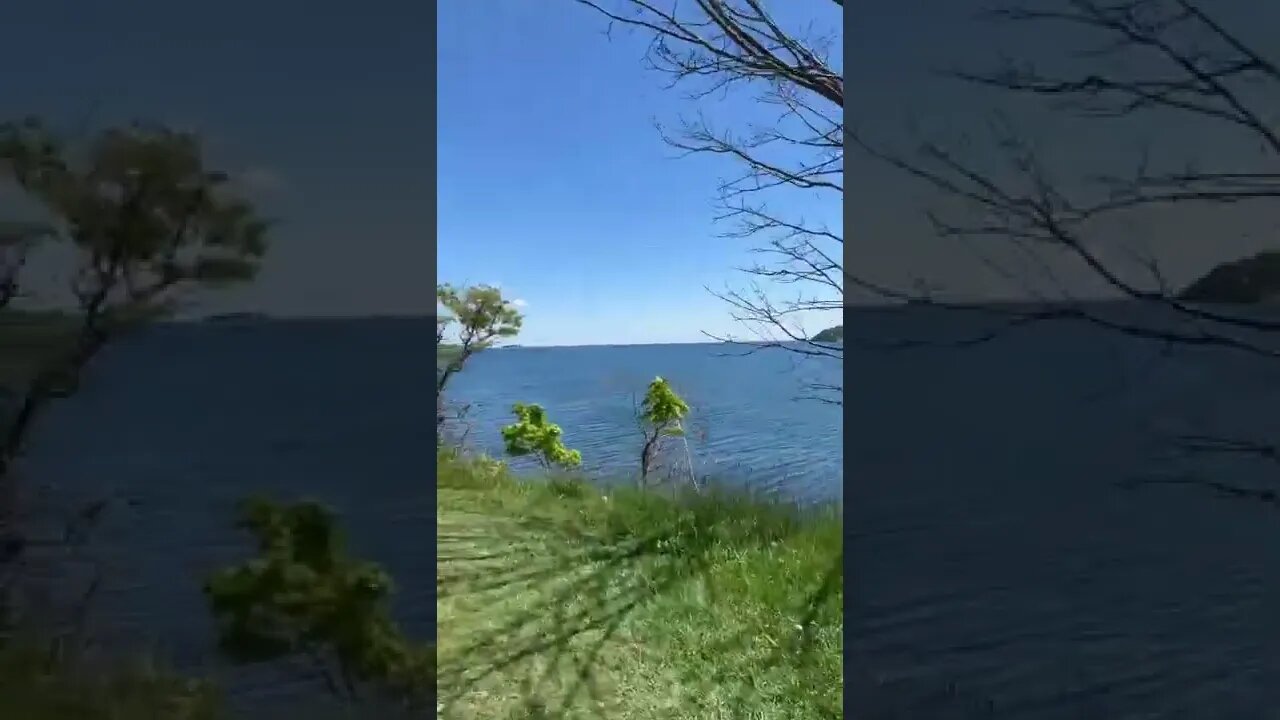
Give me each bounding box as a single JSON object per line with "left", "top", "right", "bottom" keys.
{"left": 0, "top": 309, "right": 432, "bottom": 325}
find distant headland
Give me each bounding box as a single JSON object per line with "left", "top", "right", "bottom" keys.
{"left": 198, "top": 313, "right": 431, "bottom": 323}
{"left": 1178, "top": 251, "right": 1280, "bottom": 304}
{"left": 202, "top": 312, "right": 270, "bottom": 323}
{"left": 811, "top": 325, "right": 843, "bottom": 343}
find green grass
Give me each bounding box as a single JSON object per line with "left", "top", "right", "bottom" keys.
{"left": 436, "top": 450, "right": 843, "bottom": 719}
{"left": 0, "top": 642, "right": 224, "bottom": 720}
{"left": 0, "top": 307, "right": 163, "bottom": 395}
{"left": 0, "top": 309, "right": 78, "bottom": 387}
{"left": 438, "top": 345, "right": 463, "bottom": 366}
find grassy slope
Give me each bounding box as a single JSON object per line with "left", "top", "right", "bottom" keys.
{"left": 0, "top": 307, "right": 174, "bottom": 383}
{"left": 436, "top": 451, "right": 843, "bottom": 720}
{"left": 4, "top": 313, "right": 845, "bottom": 717}
{"left": 0, "top": 309, "right": 78, "bottom": 387}
{"left": 0, "top": 643, "right": 223, "bottom": 720}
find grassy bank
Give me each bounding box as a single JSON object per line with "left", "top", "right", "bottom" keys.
{"left": 0, "top": 642, "right": 223, "bottom": 719}
{"left": 436, "top": 450, "right": 843, "bottom": 719}
{"left": 0, "top": 310, "right": 78, "bottom": 388}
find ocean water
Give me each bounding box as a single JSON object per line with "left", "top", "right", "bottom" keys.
{"left": 10, "top": 318, "right": 435, "bottom": 715}
{"left": 842, "top": 304, "right": 1280, "bottom": 718}
{"left": 445, "top": 341, "right": 844, "bottom": 501}
{"left": 7, "top": 305, "right": 1280, "bottom": 717}
{"left": 8, "top": 319, "right": 840, "bottom": 713}
{"left": 453, "top": 304, "right": 1280, "bottom": 716}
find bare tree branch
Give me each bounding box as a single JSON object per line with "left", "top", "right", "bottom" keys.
{"left": 1118, "top": 474, "right": 1280, "bottom": 507}
{"left": 851, "top": 0, "right": 1280, "bottom": 338}
{"left": 577, "top": 0, "right": 845, "bottom": 402}
{"left": 849, "top": 0, "right": 1280, "bottom": 502}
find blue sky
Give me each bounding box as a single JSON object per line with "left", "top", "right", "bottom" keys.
{"left": 0, "top": 1, "right": 431, "bottom": 317}
{"left": 845, "top": 1, "right": 1280, "bottom": 307}
{"left": 438, "top": 2, "right": 843, "bottom": 347}
{"left": 5, "top": 1, "right": 1265, "bottom": 330}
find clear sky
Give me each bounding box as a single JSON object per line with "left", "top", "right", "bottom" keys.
{"left": 438, "top": 2, "right": 843, "bottom": 347}
{"left": 4, "top": 2, "right": 1269, "bottom": 330}
{"left": 844, "top": 0, "right": 1280, "bottom": 306}
{"left": 0, "top": 0, "right": 431, "bottom": 317}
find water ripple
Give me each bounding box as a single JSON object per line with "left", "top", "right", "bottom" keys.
{"left": 450, "top": 343, "right": 842, "bottom": 500}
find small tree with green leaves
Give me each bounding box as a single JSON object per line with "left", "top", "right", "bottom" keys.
{"left": 501, "top": 402, "right": 582, "bottom": 471}
{"left": 436, "top": 283, "right": 522, "bottom": 435}
{"left": 0, "top": 117, "right": 269, "bottom": 476}
{"left": 638, "top": 376, "right": 692, "bottom": 486}
{"left": 205, "top": 498, "right": 433, "bottom": 710}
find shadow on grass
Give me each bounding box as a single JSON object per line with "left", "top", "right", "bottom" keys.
{"left": 436, "top": 452, "right": 842, "bottom": 719}
{"left": 0, "top": 640, "right": 222, "bottom": 720}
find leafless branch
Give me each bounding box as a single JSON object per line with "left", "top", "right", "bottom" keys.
{"left": 1171, "top": 433, "right": 1280, "bottom": 465}
{"left": 848, "top": 0, "right": 1280, "bottom": 503}
{"left": 577, "top": 0, "right": 844, "bottom": 402}
{"left": 850, "top": 0, "right": 1280, "bottom": 348}
{"left": 970, "top": 0, "right": 1280, "bottom": 152}
{"left": 1118, "top": 474, "right": 1280, "bottom": 508}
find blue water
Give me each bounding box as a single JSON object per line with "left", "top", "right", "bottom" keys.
{"left": 9, "top": 321, "right": 839, "bottom": 713}
{"left": 10, "top": 318, "right": 434, "bottom": 715}
{"left": 843, "top": 304, "right": 1280, "bottom": 719}
{"left": 446, "top": 342, "right": 843, "bottom": 501}
{"left": 8, "top": 306, "right": 1280, "bottom": 718}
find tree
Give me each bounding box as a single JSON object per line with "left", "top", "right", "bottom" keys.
{"left": 855, "top": 0, "right": 1280, "bottom": 499}
{"left": 205, "top": 498, "right": 433, "bottom": 709}
{"left": 436, "top": 284, "right": 522, "bottom": 434}
{"left": 575, "top": 0, "right": 845, "bottom": 403}
{"left": 637, "top": 376, "right": 692, "bottom": 485}
{"left": 501, "top": 403, "right": 582, "bottom": 471}
{"left": 0, "top": 117, "right": 269, "bottom": 476}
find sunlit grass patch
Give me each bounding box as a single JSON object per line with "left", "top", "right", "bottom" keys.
{"left": 436, "top": 450, "right": 842, "bottom": 719}
{"left": 0, "top": 642, "right": 223, "bottom": 720}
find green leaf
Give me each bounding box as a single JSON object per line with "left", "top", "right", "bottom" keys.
{"left": 501, "top": 402, "right": 582, "bottom": 470}
{"left": 641, "top": 376, "right": 690, "bottom": 427}
{"left": 0, "top": 116, "right": 272, "bottom": 311}
{"left": 205, "top": 498, "right": 431, "bottom": 706}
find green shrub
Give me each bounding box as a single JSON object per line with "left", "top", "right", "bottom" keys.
{"left": 500, "top": 403, "right": 582, "bottom": 470}
{"left": 638, "top": 376, "right": 692, "bottom": 484}
{"left": 0, "top": 643, "right": 222, "bottom": 720}
{"left": 205, "top": 498, "right": 433, "bottom": 709}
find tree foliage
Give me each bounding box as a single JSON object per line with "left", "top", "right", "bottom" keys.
{"left": 435, "top": 283, "right": 523, "bottom": 433}
{"left": 204, "top": 498, "right": 432, "bottom": 708}
{"left": 501, "top": 402, "right": 582, "bottom": 471}
{"left": 638, "top": 376, "right": 692, "bottom": 484}
{"left": 0, "top": 118, "right": 268, "bottom": 313}
{"left": 0, "top": 117, "right": 270, "bottom": 474}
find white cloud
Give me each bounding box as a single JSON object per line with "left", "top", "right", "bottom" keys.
{"left": 511, "top": 298, "right": 528, "bottom": 308}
